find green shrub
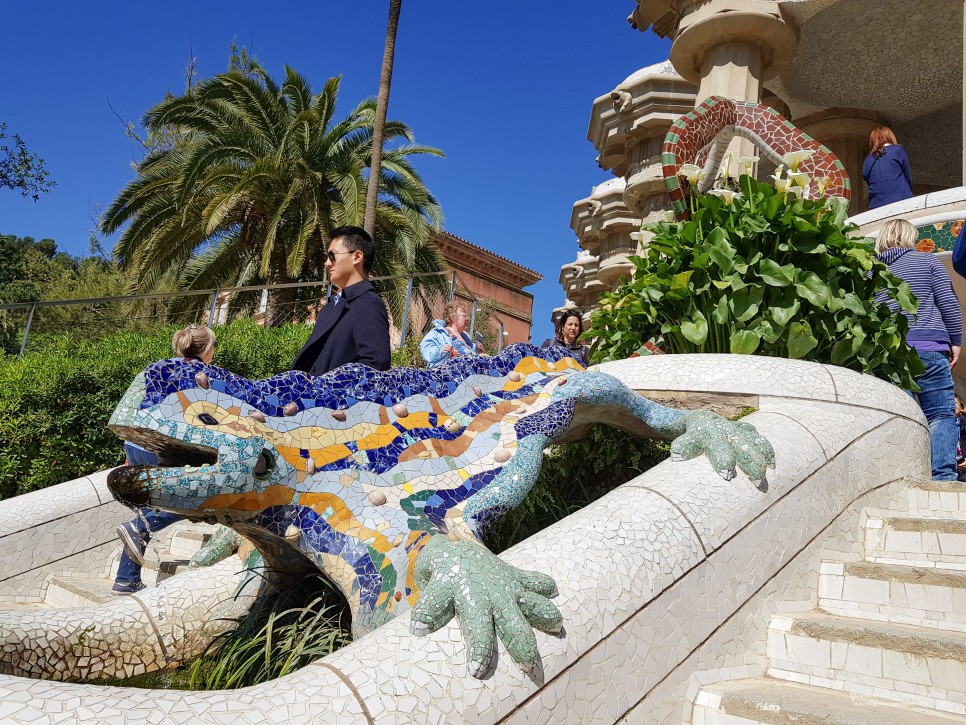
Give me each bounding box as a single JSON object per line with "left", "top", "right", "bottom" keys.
{"left": 390, "top": 336, "right": 425, "bottom": 368}
{"left": 585, "top": 176, "right": 924, "bottom": 390}
{"left": 484, "top": 426, "right": 668, "bottom": 553}
{"left": 0, "top": 320, "right": 310, "bottom": 500}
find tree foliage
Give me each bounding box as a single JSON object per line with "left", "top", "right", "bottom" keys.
{"left": 102, "top": 60, "right": 446, "bottom": 325}
{"left": 0, "top": 234, "right": 130, "bottom": 354}
{"left": 0, "top": 122, "right": 55, "bottom": 200}
{"left": 586, "top": 176, "right": 925, "bottom": 390}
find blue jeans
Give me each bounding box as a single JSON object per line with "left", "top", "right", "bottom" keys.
{"left": 914, "top": 351, "right": 958, "bottom": 481}
{"left": 115, "top": 443, "right": 184, "bottom": 585}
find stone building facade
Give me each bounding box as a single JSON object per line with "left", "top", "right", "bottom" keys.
{"left": 560, "top": 0, "right": 964, "bottom": 319}
{"left": 432, "top": 231, "right": 542, "bottom": 345}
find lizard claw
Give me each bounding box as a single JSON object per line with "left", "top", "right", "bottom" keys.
{"left": 410, "top": 536, "right": 561, "bottom": 678}
{"left": 669, "top": 410, "right": 775, "bottom": 482}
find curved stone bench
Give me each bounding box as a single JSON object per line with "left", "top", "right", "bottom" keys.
{"left": 0, "top": 355, "right": 928, "bottom": 724}
{"left": 0, "top": 560, "right": 255, "bottom": 682}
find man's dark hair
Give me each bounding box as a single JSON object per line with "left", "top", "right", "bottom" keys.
{"left": 330, "top": 226, "right": 375, "bottom": 274}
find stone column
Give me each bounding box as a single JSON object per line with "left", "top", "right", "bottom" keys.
{"left": 669, "top": 1, "right": 799, "bottom": 105}
{"left": 696, "top": 42, "right": 764, "bottom": 103}
{"left": 670, "top": 1, "right": 799, "bottom": 167}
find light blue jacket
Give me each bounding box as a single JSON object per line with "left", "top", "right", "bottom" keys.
{"left": 420, "top": 320, "right": 476, "bottom": 368}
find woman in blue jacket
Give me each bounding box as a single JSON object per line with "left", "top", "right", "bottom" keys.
{"left": 862, "top": 126, "right": 913, "bottom": 210}
{"left": 420, "top": 300, "right": 482, "bottom": 368}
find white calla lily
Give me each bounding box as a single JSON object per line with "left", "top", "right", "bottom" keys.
{"left": 629, "top": 231, "right": 648, "bottom": 242}
{"left": 816, "top": 177, "right": 832, "bottom": 197}
{"left": 787, "top": 171, "right": 810, "bottom": 188}
{"left": 771, "top": 176, "right": 790, "bottom": 192}
{"left": 707, "top": 188, "right": 741, "bottom": 206}
{"left": 784, "top": 185, "right": 804, "bottom": 198}
{"left": 782, "top": 149, "right": 815, "bottom": 172}
{"left": 734, "top": 155, "right": 759, "bottom": 175}
{"left": 678, "top": 163, "right": 705, "bottom": 185}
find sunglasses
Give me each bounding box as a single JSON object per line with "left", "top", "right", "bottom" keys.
{"left": 327, "top": 250, "right": 354, "bottom": 263}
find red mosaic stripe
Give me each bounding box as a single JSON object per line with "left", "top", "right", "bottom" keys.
{"left": 663, "top": 97, "right": 852, "bottom": 221}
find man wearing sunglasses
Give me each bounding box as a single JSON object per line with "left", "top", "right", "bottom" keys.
{"left": 292, "top": 226, "right": 391, "bottom": 375}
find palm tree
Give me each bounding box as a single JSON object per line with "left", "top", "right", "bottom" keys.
{"left": 102, "top": 63, "right": 444, "bottom": 326}
{"left": 365, "top": 0, "right": 403, "bottom": 236}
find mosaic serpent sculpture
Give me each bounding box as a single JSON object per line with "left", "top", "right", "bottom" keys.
{"left": 106, "top": 344, "right": 775, "bottom": 678}
{"left": 662, "top": 96, "right": 851, "bottom": 220}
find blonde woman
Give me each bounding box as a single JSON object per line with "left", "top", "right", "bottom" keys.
{"left": 113, "top": 324, "right": 217, "bottom": 593}
{"left": 876, "top": 219, "right": 961, "bottom": 480}
{"left": 420, "top": 301, "right": 482, "bottom": 368}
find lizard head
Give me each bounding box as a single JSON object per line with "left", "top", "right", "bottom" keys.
{"left": 106, "top": 363, "right": 296, "bottom": 522}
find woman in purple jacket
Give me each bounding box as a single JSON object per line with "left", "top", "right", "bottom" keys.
{"left": 862, "top": 126, "right": 913, "bottom": 210}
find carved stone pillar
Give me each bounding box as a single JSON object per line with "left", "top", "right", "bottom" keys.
{"left": 670, "top": 1, "right": 799, "bottom": 103}
{"left": 670, "top": 1, "right": 799, "bottom": 164}
{"left": 570, "top": 178, "right": 638, "bottom": 296}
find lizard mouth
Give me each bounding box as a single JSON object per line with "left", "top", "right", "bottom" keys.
{"left": 151, "top": 441, "right": 219, "bottom": 468}
{"left": 107, "top": 429, "right": 220, "bottom": 509}
{"left": 110, "top": 425, "right": 219, "bottom": 468}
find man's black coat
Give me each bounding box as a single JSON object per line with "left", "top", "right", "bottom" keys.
{"left": 292, "top": 280, "right": 391, "bottom": 375}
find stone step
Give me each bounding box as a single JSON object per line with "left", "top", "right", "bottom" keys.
{"left": 693, "top": 677, "right": 966, "bottom": 724}
{"left": 767, "top": 612, "right": 966, "bottom": 714}
{"left": 818, "top": 561, "right": 966, "bottom": 632}
{"left": 106, "top": 523, "right": 214, "bottom": 574}
{"left": 865, "top": 515, "right": 966, "bottom": 568}
{"left": 108, "top": 549, "right": 191, "bottom": 587}
{"left": 168, "top": 527, "right": 213, "bottom": 559}
{"left": 44, "top": 576, "right": 119, "bottom": 608}
{"left": 907, "top": 480, "right": 966, "bottom": 515}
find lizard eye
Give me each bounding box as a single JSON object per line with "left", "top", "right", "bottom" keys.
{"left": 198, "top": 413, "right": 219, "bottom": 426}
{"left": 253, "top": 450, "right": 276, "bottom": 480}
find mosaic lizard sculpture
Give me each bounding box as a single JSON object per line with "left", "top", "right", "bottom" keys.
{"left": 107, "top": 344, "right": 774, "bottom": 677}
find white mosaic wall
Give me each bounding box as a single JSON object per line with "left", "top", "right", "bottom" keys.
{"left": 0, "top": 470, "right": 132, "bottom": 603}
{"left": 0, "top": 355, "right": 929, "bottom": 723}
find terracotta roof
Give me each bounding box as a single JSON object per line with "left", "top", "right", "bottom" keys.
{"left": 432, "top": 231, "right": 542, "bottom": 284}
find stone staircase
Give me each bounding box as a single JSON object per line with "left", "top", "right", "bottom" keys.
{"left": 693, "top": 480, "right": 966, "bottom": 723}
{"left": 35, "top": 524, "right": 216, "bottom": 609}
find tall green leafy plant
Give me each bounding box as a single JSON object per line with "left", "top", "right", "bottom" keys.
{"left": 586, "top": 176, "right": 924, "bottom": 390}
{"left": 188, "top": 575, "right": 349, "bottom": 690}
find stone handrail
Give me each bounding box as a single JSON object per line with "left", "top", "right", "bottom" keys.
{"left": 0, "top": 355, "right": 928, "bottom": 723}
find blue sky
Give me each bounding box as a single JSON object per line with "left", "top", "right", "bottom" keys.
{"left": 0, "top": 1, "right": 670, "bottom": 342}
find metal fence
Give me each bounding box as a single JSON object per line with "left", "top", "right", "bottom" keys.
{"left": 0, "top": 271, "right": 515, "bottom": 357}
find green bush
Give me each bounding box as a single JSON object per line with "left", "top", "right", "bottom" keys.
{"left": 586, "top": 176, "right": 924, "bottom": 390}
{"left": 390, "top": 335, "right": 426, "bottom": 368}
{"left": 484, "top": 426, "right": 668, "bottom": 553}
{"left": 0, "top": 320, "right": 310, "bottom": 500}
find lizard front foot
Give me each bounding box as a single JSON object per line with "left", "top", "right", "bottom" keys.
{"left": 410, "top": 536, "right": 561, "bottom": 678}
{"left": 669, "top": 410, "right": 776, "bottom": 483}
